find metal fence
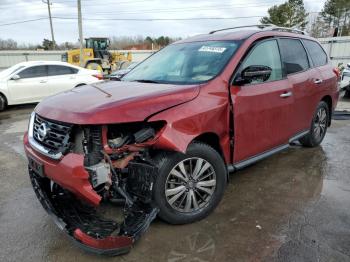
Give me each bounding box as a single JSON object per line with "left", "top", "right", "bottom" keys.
{"left": 0, "top": 49, "right": 154, "bottom": 69}
{"left": 318, "top": 36, "right": 350, "bottom": 67}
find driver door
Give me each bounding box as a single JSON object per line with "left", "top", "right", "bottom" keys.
{"left": 231, "top": 39, "right": 295, "bottom": 163}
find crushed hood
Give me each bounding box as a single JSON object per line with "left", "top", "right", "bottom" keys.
{"left": 35, "top": 81, "right": 200, "bottom": 124}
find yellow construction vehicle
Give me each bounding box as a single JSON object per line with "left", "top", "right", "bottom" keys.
{"left": 62, "top": 37, "right": 132, "bottom": 73}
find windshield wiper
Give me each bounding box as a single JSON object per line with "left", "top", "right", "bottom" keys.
{"left": 132, "top": 79, "right": 161, "bottom": 83}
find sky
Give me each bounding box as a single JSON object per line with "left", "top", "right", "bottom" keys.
{"left": 0, "top": 0, "right": 327, "bottom": 45}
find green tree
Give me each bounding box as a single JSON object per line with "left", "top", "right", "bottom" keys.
{"left": 42, "top": 38, "right": 54, "bottom": 50}
{"left": 261, "top": 0, "right": 308, "bottom": 29}
{"left": 321, "top": 0, "right": 350, "bottom": 36}
{"left": 145, "top": 36, "right": 153, "bottom": 44}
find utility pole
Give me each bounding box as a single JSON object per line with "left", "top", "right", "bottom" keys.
{"left": 43, "top": 0, "right": 55, "bottom": 49}
{"left": 77, "top": 0, "right": 84, "bottom": 67}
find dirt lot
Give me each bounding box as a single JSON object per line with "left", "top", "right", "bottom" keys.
{"left": 0, "top": 96, "right": 350, "bottom": 262}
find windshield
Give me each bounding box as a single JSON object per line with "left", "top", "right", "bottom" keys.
{"left": 123, "top": 41, "right": 241, "bottom": 84}
{"left": 0, "top": 64, "right": 25, "bottom": 78}
{"left": 127, "top": 62, "right": 138, "bottom": 69}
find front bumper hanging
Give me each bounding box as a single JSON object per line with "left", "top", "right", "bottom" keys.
{"left": 29, "top": 168, "right": 158, "bottom": 256}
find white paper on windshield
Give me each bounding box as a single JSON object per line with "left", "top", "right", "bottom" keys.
{"left": 198, "top": 46, "right": 226, "bottom": 53}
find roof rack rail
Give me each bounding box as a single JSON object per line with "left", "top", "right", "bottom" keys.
{"left": 209, "top": 24, "right": 274, "bottom": 34}
{"left": 209, "top": 24, "right": 307, "bottom": 35}
{"left": 269, "top": 26, "right": 306, "bottom": 35}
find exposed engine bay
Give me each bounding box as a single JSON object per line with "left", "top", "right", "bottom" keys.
{"left": 28, "top": 117, "right": 167, "bottom": 255}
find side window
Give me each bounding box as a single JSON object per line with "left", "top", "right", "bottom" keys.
{"left": 48, "top": 65, "right": 78, "bottom": 76}
{"left": 240, "top": 39, "right": 283, "bottom": 83}
{"left": 18, "top": 66, "right": 47, "bottom": 79}
{"left": 302, "top": 39, "right": 328, "bottom": 67}
{"left": 279, "top": 39, "right": 309, "bottom": 74}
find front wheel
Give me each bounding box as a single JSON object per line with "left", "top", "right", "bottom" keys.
{"left": 299, "top": 101, "right": 329, "bottom": 147}
{"left": 0, "top": 94, "right": 7, "bottom": 111}
{"left": 152, "top": 142, "right": 227, "bottom": 224}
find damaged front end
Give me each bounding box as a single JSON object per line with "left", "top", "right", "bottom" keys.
{"left": 25, "top": 113, "right": 166, "bottom": 255}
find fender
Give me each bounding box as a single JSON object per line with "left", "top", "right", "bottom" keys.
{"left": 148, "top": 80, "right": 232, "bottom": 163}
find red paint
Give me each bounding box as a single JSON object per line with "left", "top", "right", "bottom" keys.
{"left": 30, "top": 30, "right": 338, "bottom": 166}
{"left": 35, "top": 81, "right": 199, "bottom": 125}
{"left": 24, "top": 29, "right": 339, "bottom": 254}
{"left": 231, "top": 79, "right": 294, "bottom": 162}
{"left": 74, "top": 229, "right": 133, "bottom": 250}
{"left": 24, "top": 132, "right": 101, "bottom": 206}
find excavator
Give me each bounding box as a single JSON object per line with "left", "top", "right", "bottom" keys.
{"left": 62, "top": 37, "right": 132, "bottom": 74}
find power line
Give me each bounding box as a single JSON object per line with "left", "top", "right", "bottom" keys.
{"left": 52, "top": 16, "right": 265, "bottom": 21}
{"left": 0, "top": 18, "right": 48, "bottom": 27}
{"left": 0, "top": 15, "right": 265, "bottom": 27}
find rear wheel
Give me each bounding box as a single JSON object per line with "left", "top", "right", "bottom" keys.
{"left": 0, "top": 94, "right": 7, "bottom": 111}
{"left": 299, "top": 101, "right": 329, "bottom": 147}
{"left": 152, "top": 142, "right": 227, "bottom": 224}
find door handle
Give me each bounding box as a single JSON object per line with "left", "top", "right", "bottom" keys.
{"left": 39, "top": 80, "right": 47, "bottom": 83}
{"left": 314, "top": 79, "right": 323, "bottom": 84}
{"left": 280, "top": 91, "right": 292, "bottom": 98}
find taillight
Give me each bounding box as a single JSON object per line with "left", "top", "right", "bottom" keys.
{"left": 93, "top": 73, "right": 103, "bottom": 80}
{"left": 333, "top": 67, "right": 340, "bottom": 80}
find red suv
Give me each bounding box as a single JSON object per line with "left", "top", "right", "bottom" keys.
{"left": 24, "top": 26, "right": 339, "bottom": 255}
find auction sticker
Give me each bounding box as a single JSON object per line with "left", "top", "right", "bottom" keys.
{"left": 199, "top": 46, "right": 226, "bottom": 53}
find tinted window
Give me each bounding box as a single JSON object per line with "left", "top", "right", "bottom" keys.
{"left": 302, "top": 40, "right": 327, "bottom": 67}
{"left": 18, "top": 66, "right": 47, "bottom": 79}
{"left": 240, "top": 40, "right": 283, "bottom": 83}
{"left": 279, "top": 39, "right": 309, "bottom": 74}
{"left": 48, "top": 65, "right": 78, "bottom": 76}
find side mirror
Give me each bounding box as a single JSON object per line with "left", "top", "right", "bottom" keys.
{"left": 11, "top": 74, "right": 20, "bottom": 80}
{"left": 234, "top": 65, "right": 272, "bottom": 85}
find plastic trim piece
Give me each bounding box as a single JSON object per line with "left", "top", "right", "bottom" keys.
{"left": 28, "top": 112, "right": 62, "bottom": 160}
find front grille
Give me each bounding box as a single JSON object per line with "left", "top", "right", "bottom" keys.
{"left": 33, "top": 114, "right": 73, "bottom": 154}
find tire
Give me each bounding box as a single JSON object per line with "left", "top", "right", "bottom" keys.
{"left": 152, "top": 142, "right": 227, "bottom": 224}
{"left": 344, "top": 90, "right": 350, "bottom": 98}
{"left": 0, "top": 94, "right": 7, "bottom": 111}
{"left": 299, "top": 101, "right": 329, "bottom": 147}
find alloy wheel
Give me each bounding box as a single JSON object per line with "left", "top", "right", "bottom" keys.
{"left": 165, "top": 157, "right": 216, "bottom": 213}
{"left": 313, "top": 107, "right": 327, "bottom": 141}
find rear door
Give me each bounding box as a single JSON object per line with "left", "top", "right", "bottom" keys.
{"left": 278, "top": 38, "right": 324, "bottom": 134}
{"left": 231, "top": 39, "right": 295, "bottom": 163}
{"left": 47, "top": 65, "right": 79, "bottom": 95}
{"left": 7, "top": 65, "right": 49, "bottom": 103}
{"left": 302, "top": 39, "right": 337, "bottom": 110}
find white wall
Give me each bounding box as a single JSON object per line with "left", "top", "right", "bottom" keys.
{"left": 318, "top": 36, "right": 350, "bottom": 67}
{"left": 0, "top": 50, "right": 154, "bottom": 69}
{"left": 1, "top": 36, "right": 350, "bottom": 69}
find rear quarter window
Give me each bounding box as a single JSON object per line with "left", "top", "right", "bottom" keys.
{"left": 302, "top": 39, "right": 328, "bottom": 67}
{"left": 48, "top": 65, "right": 78, "bottom": 76}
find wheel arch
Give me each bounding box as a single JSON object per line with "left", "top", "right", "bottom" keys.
{"left": 321, "top": 95, "right": 332, "bottom": 126}
{"left": 188, "top": 132, "right": 225, "bottom": 162}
